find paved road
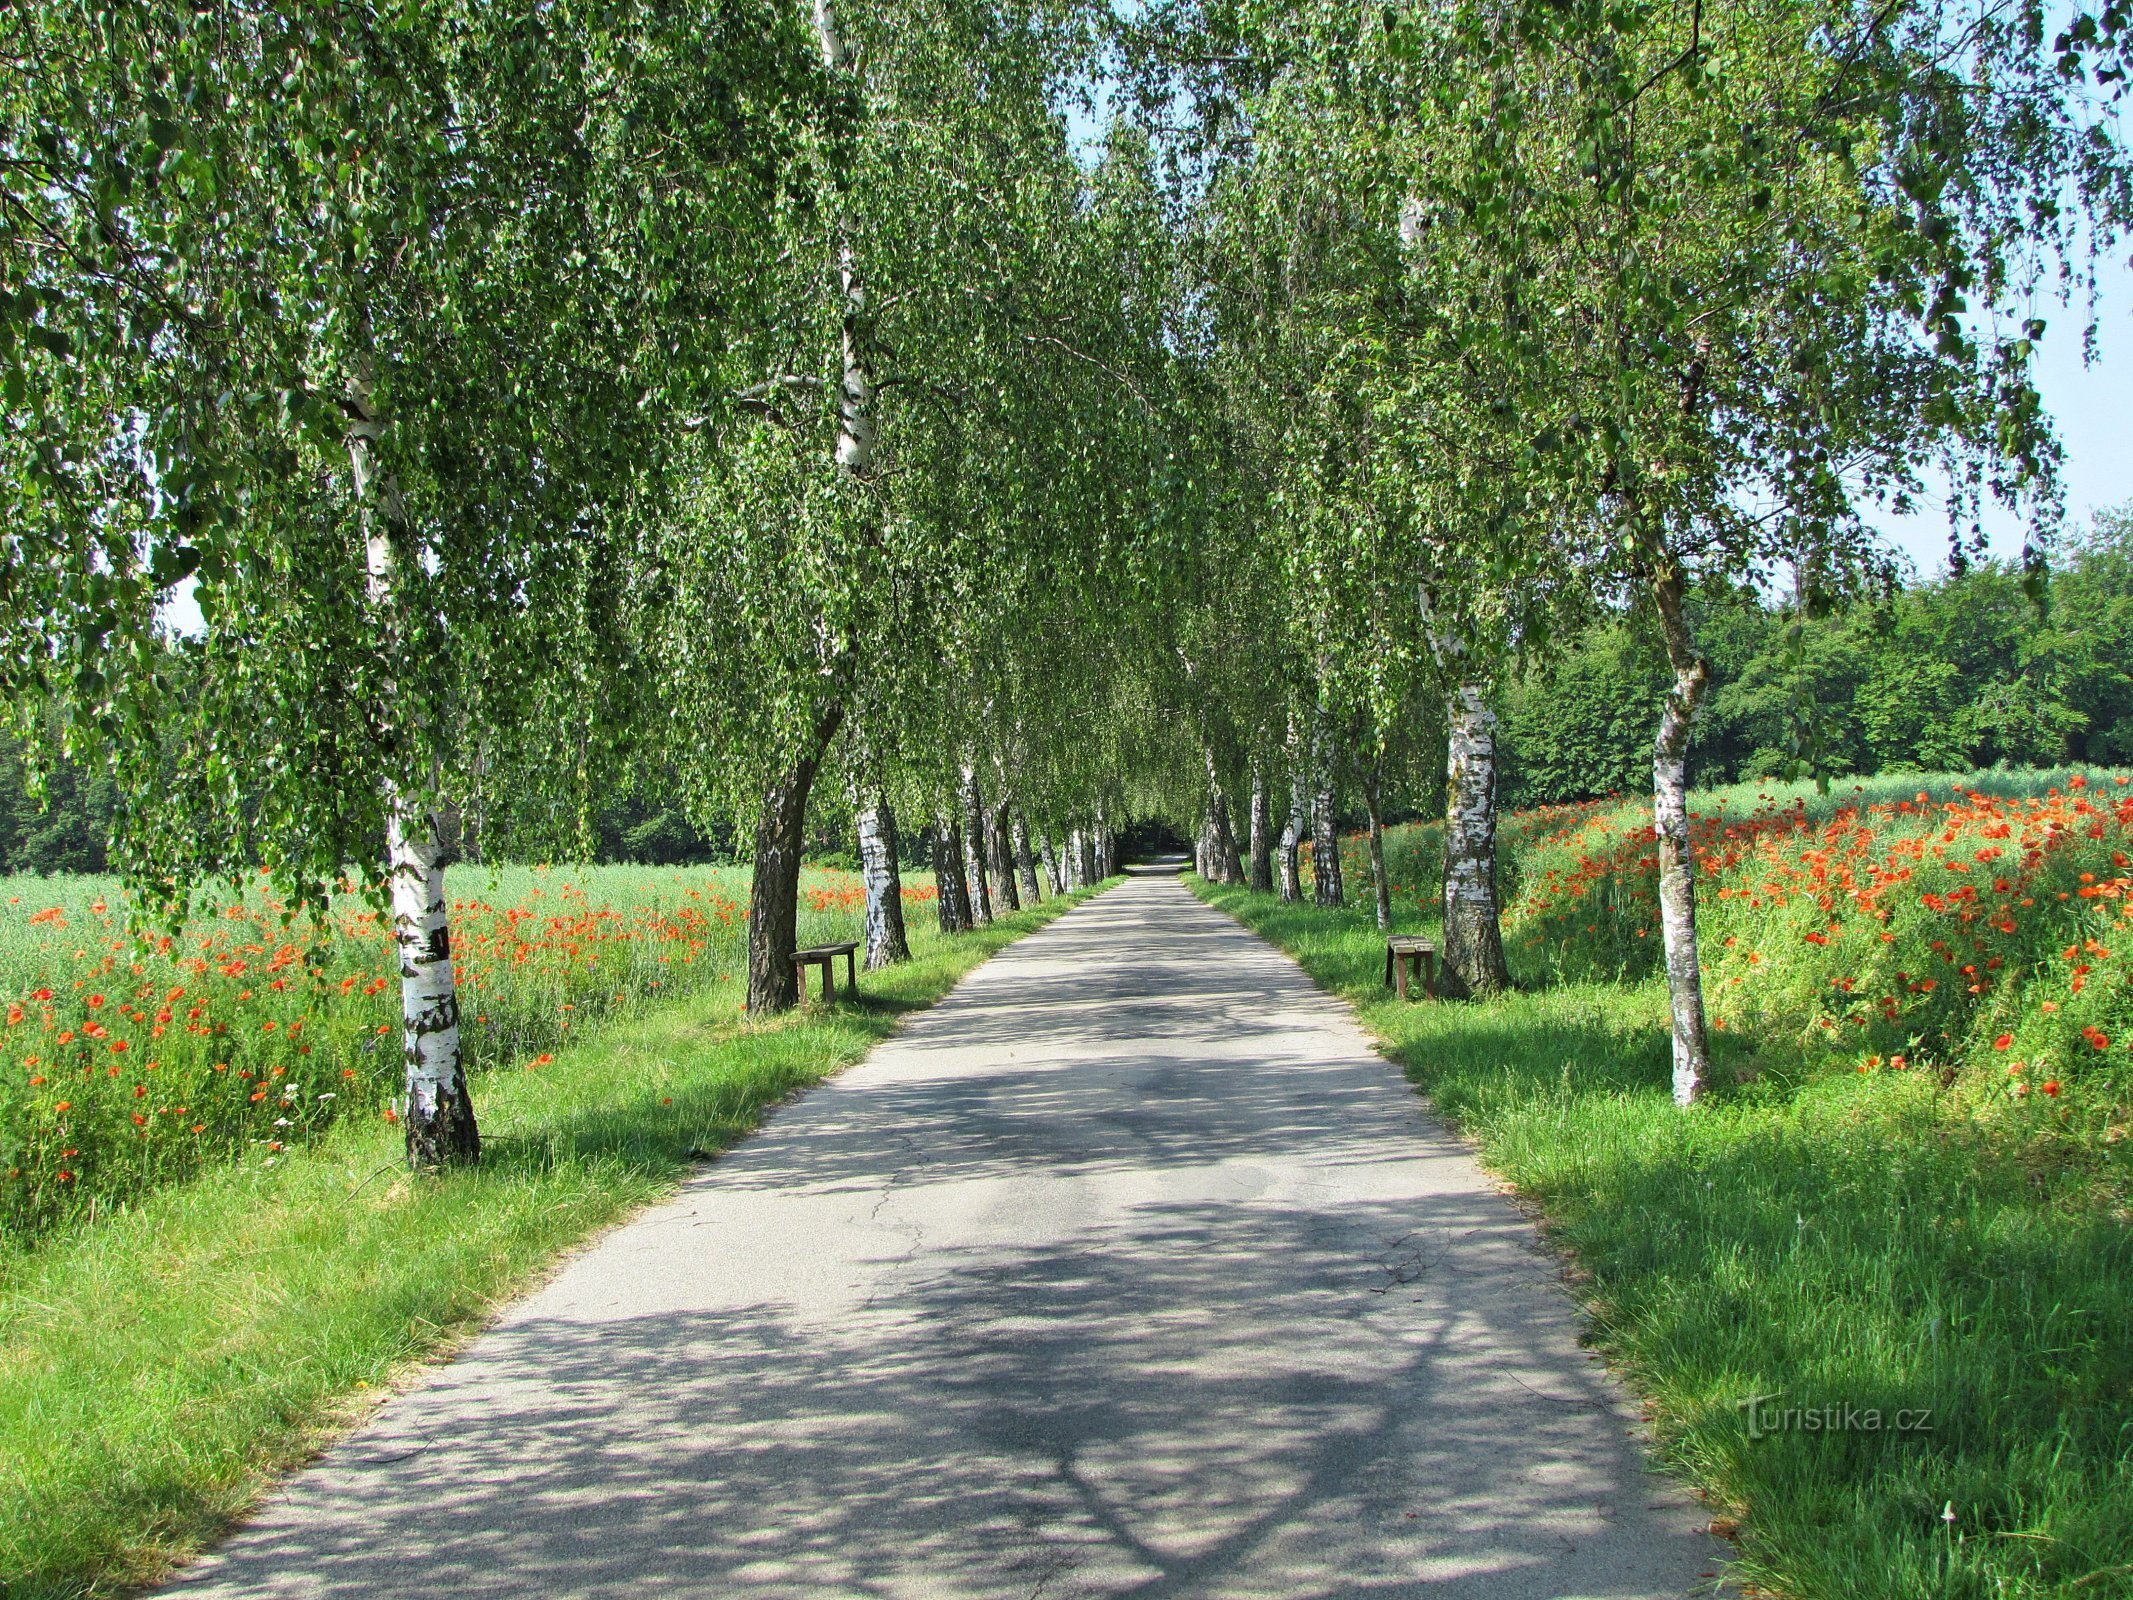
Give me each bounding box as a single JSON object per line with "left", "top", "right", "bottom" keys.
{"left": 169, "top": 867, "right": 1723, "bottom": 1599}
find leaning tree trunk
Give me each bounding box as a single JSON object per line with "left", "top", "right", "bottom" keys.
{"left": 1248, "top": 758, "right": 1274, "bottom": 892}
{"left": 1441, "top": 683, "right": 1511, "bottom": 998}
{"left": 958, "top": 766, "right": 993, "bottom": 925}
{"left": 855, "top": 793, "right": 910, "bottom": 969}
{"left": 1012, "top": 814, "right": 1042, "bottom": 903}
{"left": 988, "top": 804, "right": 1019, "bottom": 912}
{"left": 347, "top": 356, "right": 476, "bottom": 1167}
{"left": 1040, "top": 831, "right": 1064, "bottom": 895}
{"left": 1311, "top": 715, "right": 1344, "bottom": 907}
{"left": 1651, "top": 565, "right": 1714, "bottom": 1105}
{"left": 1364, "top": 755, "right": 1392, "bottom": 933}
{"left": 747, "top": 704, "right": 847, "bottom": 1014}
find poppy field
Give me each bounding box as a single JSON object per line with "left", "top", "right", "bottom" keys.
{"left": 0, "top": 864, "right": 930, "bottom": 1242}
{"left": 1336, "top": 767, "right": 2133, "bottom": 1148}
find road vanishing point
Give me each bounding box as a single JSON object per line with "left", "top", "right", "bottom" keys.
{"left": 167, "top": 865, "right": 1725, "bottom": 1599}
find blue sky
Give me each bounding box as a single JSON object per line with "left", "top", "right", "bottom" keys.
{"left": 1874, "top": 249, "right": 2133, "bottom": 576}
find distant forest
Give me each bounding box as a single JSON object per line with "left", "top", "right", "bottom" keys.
{"left": 1498, "top": 508, "right": 2133, "bottom": 807}
{"left": 6, "top": 510, "right": 2130, "bottom": 875}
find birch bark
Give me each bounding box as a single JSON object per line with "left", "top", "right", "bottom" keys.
{"left": 346, "top": 358, "right": 476, "bottom": 1167}
{"left": 1280, "top": 738, "right": 1306, "bottom": 902}
{"left": 1247, "top": 757, "right": 1274, "bottom": 892}
{"left": 1650, "top": 563, "right": 1713, "bottom": 1104}
{"left": 1040, "top": 831, "right": 1064, "bottom": 895}
{"left": 747, "top": 704, "right": 847, "bottom": 1013}
{"left": 1065, "top": 827, "right": 1086, "bottom": 890}
{"left": 1440, "top": 682, "right": 1511, "bottom": 996}
{"left": 1310, "top": 713, "right": 1344, "bottom": 907}
{"left": 1012, "top": 813, "right": 1042, "bottom": 903}
{"left": 1421, "top": 581, "right": 1511, "bottom": 998}
{"left": 855, "top": 792, "right": 911, "bottom": 969}
{"left": 813, "top": 0, "right": 876, "bottom": 483}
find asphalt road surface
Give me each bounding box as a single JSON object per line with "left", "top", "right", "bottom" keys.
{"left": 167, "top": 864, "right": 1724, "bottom": 1599}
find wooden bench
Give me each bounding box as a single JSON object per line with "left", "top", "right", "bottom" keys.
{"left": 1384, "top": 935, "right": 1437, "bottom": 1001}
{"left": 795, "top": 941, "right": 859, "bottom": 1004}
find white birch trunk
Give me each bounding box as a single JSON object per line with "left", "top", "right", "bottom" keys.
{"left": 1039, "top": 831, "right": 1064, "bottom": 896}
{"left": 1065, "top": 828, "right": 1086, "bottom": 891}
{"left": 1401, "top": 195, "right": 1511, "bottom": 993}
{"left": 813, "top": 0, "right": 876, "bottom": 482}
{"left": 385, "top": 805, "right": 473, "bottom": 1163}
{"left": 1280, "top": 720, "right": 1307, "bottom": 902}
{"left": 1420, "top": 578, "right": 1510, "bottom": 998}
{"left": 1310, "top": 712, "right": 1344, "bottom": 907}
{"left": 1440, "top": 683, "right": 1511, "bottom": 996}
{"left": 1650, "top": 565, "right": 1713, "bottom": 1105}
{"left": 347, "top": 357, "right": 475, "bottom": 1166}
{"left": 856, "top": 794, "right": 910, "bottom": 969}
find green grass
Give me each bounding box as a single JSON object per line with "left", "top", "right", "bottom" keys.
{"left": 0, "top": 887, "right": 1090, "bottom": 1599}
{"left": 1193, "top": 867, "right": 2133, "bottom": 1599}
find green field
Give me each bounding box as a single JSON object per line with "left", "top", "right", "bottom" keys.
{"left": 1225, "top": 768, "right": 2133, "bottom": 1599}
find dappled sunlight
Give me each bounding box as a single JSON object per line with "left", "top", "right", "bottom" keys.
{"left": 166, "top": 876, "right": 1718, "bottom": 1599}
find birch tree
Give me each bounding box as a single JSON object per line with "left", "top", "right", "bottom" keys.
{"left": 0, "top": 0, "right": 816, "bottom": 1159}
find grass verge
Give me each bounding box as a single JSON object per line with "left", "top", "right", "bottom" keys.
{"left": 1192, "top": 877, "right": 2133, "bottom": 1600}
{"left": 0, "top": 891, "right": 1094, "bottom": 1599}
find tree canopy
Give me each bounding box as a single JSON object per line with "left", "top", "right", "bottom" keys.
{"left": 3, "top": 0, "right": 2129, "bottom": 1157}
